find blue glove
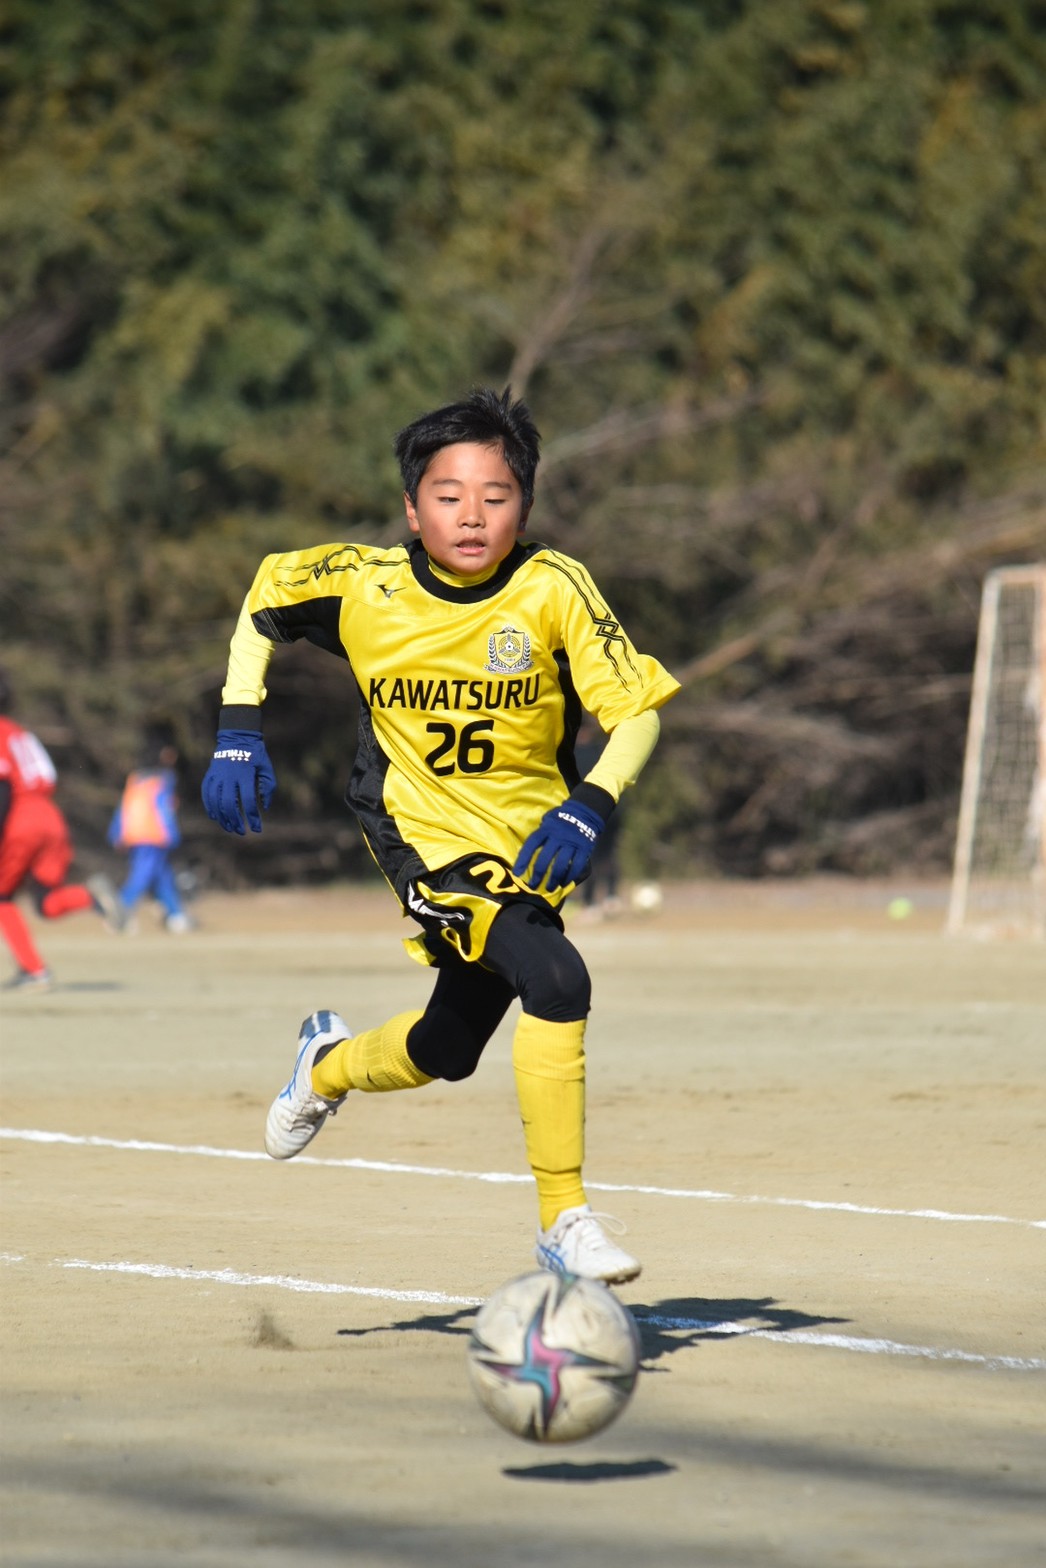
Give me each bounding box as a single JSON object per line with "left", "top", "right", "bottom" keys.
{"left": 201, "top": 729, "right": 277, "bottom": 835}
{"left": 512, "top": 799, "right": 605, "bottom": 892}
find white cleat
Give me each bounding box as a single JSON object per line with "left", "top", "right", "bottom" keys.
{"left": 264, "top": 1010, "right": 352, "bottom": 1160}
{"left": 535, "top": 1203, "right": 642, "bottom": 1284}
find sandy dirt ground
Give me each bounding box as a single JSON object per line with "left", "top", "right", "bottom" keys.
{"left": 1, "top": 878, "right": 1044, "bottom": 1568}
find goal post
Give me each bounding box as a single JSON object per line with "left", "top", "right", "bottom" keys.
{"left": 947, "top": 564, "right": 1046, "bottom": 938}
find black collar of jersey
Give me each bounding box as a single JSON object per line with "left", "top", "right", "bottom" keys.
{"left": 408, "top": 539, "right": 540, "bottom": 602}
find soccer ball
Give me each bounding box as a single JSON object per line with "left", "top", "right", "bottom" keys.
{"left": 466, "top": 1271, "right": 641, "bottom": 1444}
{"left": 631, "top": 880, "right": 663, "bottom": 913}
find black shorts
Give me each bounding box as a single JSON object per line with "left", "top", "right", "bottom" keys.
{"left": 402, "top": 853, "right": 566, "bottom": 967}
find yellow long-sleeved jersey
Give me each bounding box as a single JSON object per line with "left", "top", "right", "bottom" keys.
{"left": 222, "top": 538, "right": 679, "bottom": 903}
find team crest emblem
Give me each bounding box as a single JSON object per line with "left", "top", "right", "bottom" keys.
{"left": 485, "top": 626, "right": 533, "bottom": 674}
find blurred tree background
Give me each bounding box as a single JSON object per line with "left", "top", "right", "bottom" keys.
{"left": 1, "top": 0, "right": 1044, "bottom": 888}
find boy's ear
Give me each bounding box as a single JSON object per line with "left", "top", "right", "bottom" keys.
{"left": 404, "top": 492, "right": 420, "bottom": 533}
{"left": 518, "top": 504, "right": 531, "bottom": 533}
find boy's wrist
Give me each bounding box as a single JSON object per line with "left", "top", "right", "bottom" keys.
{"left": 569, "top": 781, "right": 615, "bottom": 824}
{"left": 218, "top": 704, "right": 264, "bottom": 733}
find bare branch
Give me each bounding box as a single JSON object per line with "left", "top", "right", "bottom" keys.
{"left": 542, "top": 389, "right": 762, "bottom": 470}
{"left": 506, "top": 226, "right": 612, "bottom": 395}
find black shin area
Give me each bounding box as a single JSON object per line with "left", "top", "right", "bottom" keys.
{"left": 406, "top": 956, "right": 515, "bottom": 1081}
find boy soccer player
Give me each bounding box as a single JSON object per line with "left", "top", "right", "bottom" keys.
{"left": 201, "top": 387, "right": 679, "bottom": 1282}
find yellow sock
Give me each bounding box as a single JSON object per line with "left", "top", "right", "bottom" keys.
{"left": 311, "top": 1011, "right": 433, "bottom": 1097}
{"left": 512, "top": 1014, "right": 588, "bottom": 1231}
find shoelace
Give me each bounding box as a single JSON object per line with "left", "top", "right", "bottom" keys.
{"left": 579, "top": 1210, "right": 629, "bottom": 1236}
{"left": 558, "top": 1209, "right": 630, "bottom": 1246}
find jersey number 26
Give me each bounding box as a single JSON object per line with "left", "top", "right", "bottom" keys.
{"left": 424, "top": 720, "right": 495, "bottom": 776}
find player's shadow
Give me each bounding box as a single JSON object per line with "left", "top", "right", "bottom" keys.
{"left": 335, "top": 1296, "right": 849, "bottom": 1362}
{"left": 336, "top": 1306, "right": 476, "bottom": 1340}
{"left": 2, "top": 981, "right": 123, "bottom": 996}
{"left": 631, "top": 1295, "right": 850, "bottom": 1366}
{"left": 49, "top": 981, "right": 123, "bottom": 993}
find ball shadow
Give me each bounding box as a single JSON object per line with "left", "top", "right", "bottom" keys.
{"left": 502, "top": 1457, "right": 677, "bottom": 1484}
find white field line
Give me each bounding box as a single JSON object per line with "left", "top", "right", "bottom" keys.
{"left": 1, "top": 1252, "right": 1043, "bottom": 1373}
{"left": 3, "top": 1125, "right": 1045, "bottom": 1232}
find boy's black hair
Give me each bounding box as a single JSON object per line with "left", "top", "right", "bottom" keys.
{"left": 394, "top": 386, "right": 541, "bottom": 511}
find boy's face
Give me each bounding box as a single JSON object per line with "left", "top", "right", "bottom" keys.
{"left": 405, "top": 442, "right": 528, "bottom": 577}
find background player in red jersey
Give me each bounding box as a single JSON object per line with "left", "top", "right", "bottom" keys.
{"left": 0, "top": 670, "right": 126, "bottom": 990}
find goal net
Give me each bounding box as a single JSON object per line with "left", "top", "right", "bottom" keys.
{"left": 947, "top": 564, "right": 1046, "bottom": 937}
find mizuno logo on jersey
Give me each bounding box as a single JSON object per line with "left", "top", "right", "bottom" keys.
{"left": 378, "top": 584, "right": 406, "bottom": 599}
{"left": 368, "top": 675, "right": 541, "bottom": 711}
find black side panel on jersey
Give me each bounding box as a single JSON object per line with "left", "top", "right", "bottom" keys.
{"left": 345, "top": 689, "right": 427, "bottom": 899}
{"left": 553, "top": 648, "right": 583, "bottom": 789}
{"left": 252, "top": 598, "right": 347, "bottom": 658}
